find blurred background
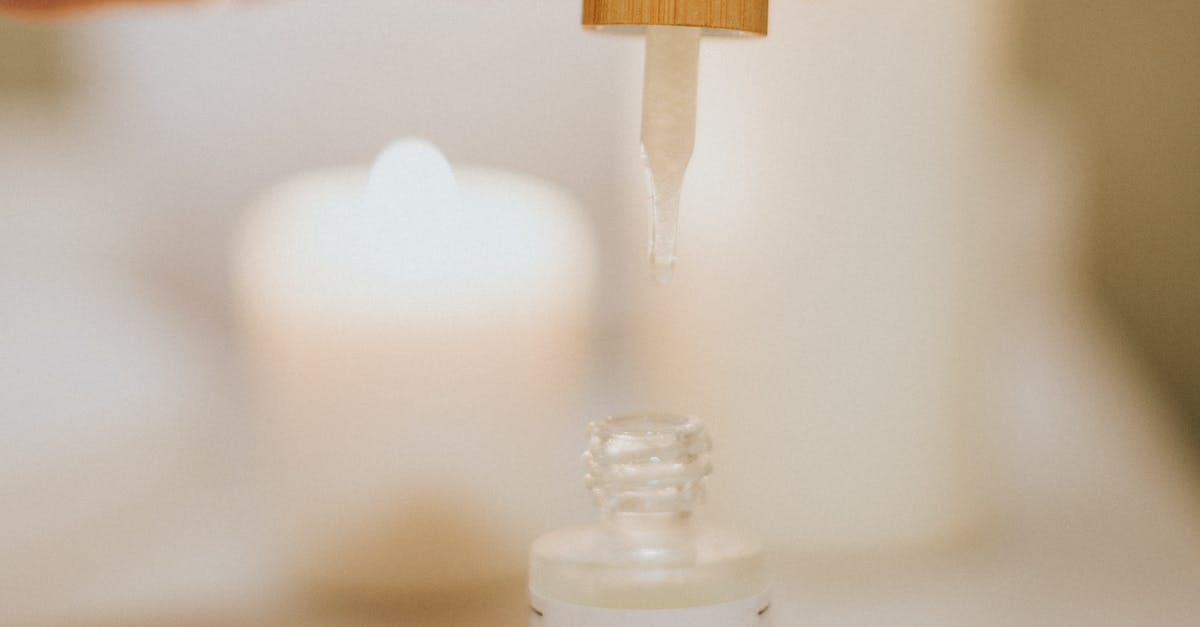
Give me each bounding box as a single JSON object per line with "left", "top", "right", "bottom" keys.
{"left": 1, "top": 1, "right": 1198, "bottom": 625}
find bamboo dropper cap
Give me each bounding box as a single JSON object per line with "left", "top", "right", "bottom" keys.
{"left": 583, "top": 0, "right": 768, "bottom": 36}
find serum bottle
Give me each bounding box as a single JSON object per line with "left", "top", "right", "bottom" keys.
{"left": 529, "top": 414, "right": 770, "bottom": 625}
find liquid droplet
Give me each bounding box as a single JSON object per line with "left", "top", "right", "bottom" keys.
{"left": 651, "top": 251, "right": 676, "bottom": 285}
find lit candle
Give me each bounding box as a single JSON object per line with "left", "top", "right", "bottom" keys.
{"left": 232, "top": 139, "right": 596, "bottom": 599}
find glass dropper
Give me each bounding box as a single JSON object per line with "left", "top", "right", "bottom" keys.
{"left": 641, "top": 25, "right": 701, "bottom": 284}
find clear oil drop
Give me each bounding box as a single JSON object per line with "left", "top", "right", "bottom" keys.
{"left": 641, "top": 25, "right": 701, "bottom": 284}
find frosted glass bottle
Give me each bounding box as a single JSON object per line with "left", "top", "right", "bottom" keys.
{"left": 529, "top": 414, "right": 770, "bottom": 626}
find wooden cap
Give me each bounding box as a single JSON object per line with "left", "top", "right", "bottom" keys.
{"left": 583, "top": 0, "right": 768, "bottom": 36}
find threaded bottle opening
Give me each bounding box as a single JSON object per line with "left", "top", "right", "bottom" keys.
{"left": 584, "top": 414, "right": 712, "bottom": 516}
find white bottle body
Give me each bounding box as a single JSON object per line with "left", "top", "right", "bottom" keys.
{"left": 531, "top": 589, "right": 769, "bottom": 626}
{"left": 530, "top": 521, "right": 769, "bottom": 625}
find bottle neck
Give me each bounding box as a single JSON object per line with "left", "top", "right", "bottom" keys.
{"left": 585, "top": 414, "right": 712, "bottom": 524}
{"left": 604, "top": 510, "right": 695, "bottom": 534}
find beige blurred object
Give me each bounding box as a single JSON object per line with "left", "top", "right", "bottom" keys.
{"left": 1019, "top": 0, "right": 1200, "bottom": 440}
{"left": 232, "top": 142, "right": 597, "bottom": 604}
{"left": 631, "top": 0, "right": 1002, "bottom": 553}
{"left": 0, "top": 0, "right": 195, "bottom": 17}
{"left": 583, "top": 0, "right": 768, "bottom": 35}
{"left": 0, "top": 19, "right": 64, "bottom": 97}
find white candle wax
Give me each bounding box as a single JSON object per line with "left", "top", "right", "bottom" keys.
{"left": 632, "top": 2, "right": 997, "bottom": 553}
{"left": 233, "top": 140, "right": 596, "bottom": 599}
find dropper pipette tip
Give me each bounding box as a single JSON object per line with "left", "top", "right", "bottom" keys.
{"left": 651, "top": 252, "right": 677, "bottom": 285}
